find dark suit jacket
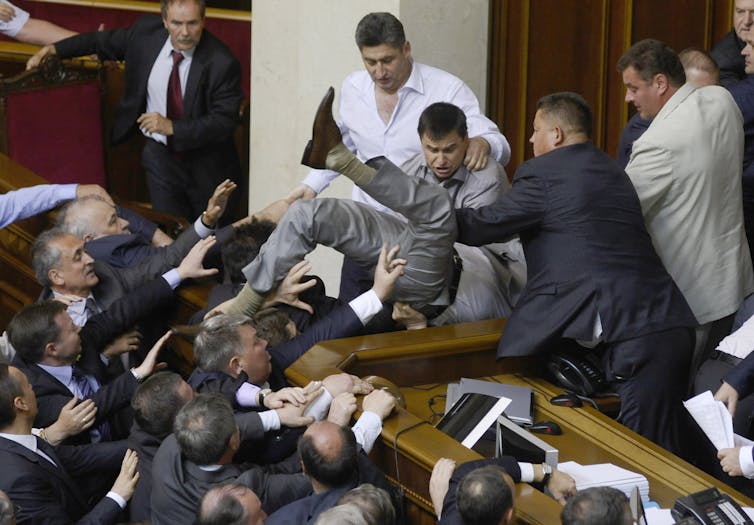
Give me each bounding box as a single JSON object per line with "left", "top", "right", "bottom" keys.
{"left": 269, "top": 301, "right": 364, "bottom": 376}
{"left": 0, "top": 436, "right": 125, "bottom": 524}
{"left": 456, "top": 143, "right": 696, "bottom": 358}
{"left": 438, "top": 457, "right": 521, "bottom": 525}
{"left": 711, "top": 29, "right": 747, "bottom": 89}
{"left": 86, "top": 221, "right": 233, "bottom": 270}
{"left": 20, "top": 278, "right": 174, "bottom": 442}
{"left": 150, "top": 411, "right": 310, "bottom": 525}
{"left": 126, "top": 424, "right": 164, "bottom": 523}
{"left": 54, "top": 15, "right": 241, "bottom": 176}
{"left": 265, "top": 449, "right": 391, "bottom": 525}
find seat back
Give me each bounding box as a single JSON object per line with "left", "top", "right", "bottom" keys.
{"left": 0, "top": 55, "right": 106, "bottom": 186}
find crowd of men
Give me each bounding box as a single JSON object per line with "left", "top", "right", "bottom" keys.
{"left": 4, "top": 0, "right": 754, "bottom": 523}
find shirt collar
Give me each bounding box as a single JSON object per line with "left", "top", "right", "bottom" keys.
{"left": 416, "top": 156, "right": 470, "bottom": 186}
{"left": 37, "top": 363, "right": 73, "bottom": 387}
{"left": 0, "top": 432, "right": 39, "bottom": 453}
{"left": 398, "top": 60, "right": 422, "bottom": 96}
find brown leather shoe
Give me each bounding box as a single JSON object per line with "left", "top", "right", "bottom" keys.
{"left": 301, "top": 86, "right": 342, "bottom": 169}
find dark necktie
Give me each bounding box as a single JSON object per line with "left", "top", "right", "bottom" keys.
{"left": 71, "top": 367, "right": 111, "bottom": 441}
{"left": 84, "top": 297, "right": 100, "bottom": 321}
{"left": 167, "top": 50, "right": 184, "bottom": 122}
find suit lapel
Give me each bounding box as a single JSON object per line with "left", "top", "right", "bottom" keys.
{"left": 183, "top": 38, "right": 208, "bottom": 117}
{"left": 0, "top": 437, "right": 88, "bottom": 507}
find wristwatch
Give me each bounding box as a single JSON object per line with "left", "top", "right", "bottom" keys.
{"left": 541, "top": 463, "right": 553, "bottom": 485}
{"left": 258, "top": 388, "right": 272, "bottom": 407}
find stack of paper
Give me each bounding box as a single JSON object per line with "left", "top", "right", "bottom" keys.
{"left": 558, "top": 461, "right": 650, "bottom": 500}
{"left": 684, "top": 391, "right": 754, "bottom": 450}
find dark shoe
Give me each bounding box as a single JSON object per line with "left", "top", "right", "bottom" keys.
{"left": 301, "top": 86, "right": 342, "bottom": 169}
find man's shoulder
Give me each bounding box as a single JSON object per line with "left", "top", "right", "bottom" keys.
{"left": 711, "top": 30, "right": 743, "bottom": 62}
{"left": 196, "top": 29, "right": 239, "bottom": 64}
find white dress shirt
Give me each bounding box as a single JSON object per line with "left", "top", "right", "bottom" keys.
{"left": 143, "top": 37, "right": 194, "bottom": 145}
{"left": 302, "top": 61, "right": 510, "bottom": 215}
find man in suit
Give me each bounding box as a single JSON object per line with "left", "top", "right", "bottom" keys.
{"left": 620, "top": 39, "right": 754, "bottom": 375}
{"left": 430, "top": 458, "right": 517, "bottom": 525}
{"left": 429, "top": 457, "right": 575, "bottom": 524}
{"left": 56, "top": 179, "right": 236, "bottom": 269}
{"left": 0, "top": 363, "right": 139, "bottom": 524}
{"left": 26, "top": 0, "right": 243, "bottom": 222}
{"left": 32, "top": 227, "right": 217, "bottom": 371}
{"left": 711, "top": 0, "right": 754, "bottom": 88}
{"left": 127, "top": 372, "right": 194, "bottom": 522}
{"left": 8, "top": 301, "right": 172, "bottom": 443}
{"left": 454, "top": 92, "right": 697, "bottom": 455}
{"left": 150, "top": 393, "right": 315, "bottom": 525}
{"left": 265, "top": 393, "right": 396, "bottom": 525}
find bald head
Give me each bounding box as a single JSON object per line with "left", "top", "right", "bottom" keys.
{"left": 299, "top": 421, "right": 358, "bottom": 488}
{"left": 197, "top": 484, "right": 265, "bottom": 525}
{"left": 457, "top": 465, "right": 515, "bottom": 525}
{"left": 57, "top": 196, "right": 130, "bottom": 241}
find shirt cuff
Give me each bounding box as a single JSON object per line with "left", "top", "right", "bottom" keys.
{"left": 518, "top": 462, "right": 534, "bottom": 483}
{"left": 259, "top": 409, "right": 281, "bottom": 432}
{"left": 303, "top": 384, "right": 331, "bottom": 421}
{"left": 739, "top": 446, "right": 754, "bottom": 478}
{"left": 352, "top": 411, "right": 382, "bottom": 453}
{"left": 193, "top": 216, "right": 215, "bottom": 239}
{"left": 302, "top": 170, "right": 332, "bottom": 194}
{"left": 349, "top": 289, "right": 383, "bottom": 326}
{"left": 61, "top": 184, "right": 79, "bottom": 201}
{"left": 235, "top": 382, "right": 262, "bottom": 407}
{"left": 162, "top": 269, "right": 182, "bottom": 290}
{"left": 106, "top": 491, "right": 127, "bottom": 509}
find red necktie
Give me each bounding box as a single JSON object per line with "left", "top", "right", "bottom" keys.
{"left": 167, "top": 50, "right": 184, "bottom": 121}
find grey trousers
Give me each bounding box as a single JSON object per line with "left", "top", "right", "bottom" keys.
{"left": 243, "top": 159, "right": 457, "bottom": 306}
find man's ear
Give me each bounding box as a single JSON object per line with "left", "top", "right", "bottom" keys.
{"left": 551, "top": 125, "right": 564, "bottom": 147}
{"left": 655, "top": 73, "right": 669, "bottom": 95}
{"left": 48, "top": 269, "right": 64, "bottom": 287}
{"left": 228, "top": 355, "right": 242, "bottom": 375}
{"left": 300, "top": 459, "right": 308, "bottom": 476}
{"left": 43, "top": 341, "right": 57, "bottom": 359}
{"left": 13, "top": 395, "right": 28, "bottom": 413}
{"left": 502, "top": 507, "right": 515, "bottom": 525}
{"left": 403, "top": 40, "right": 412, "bottom": 60}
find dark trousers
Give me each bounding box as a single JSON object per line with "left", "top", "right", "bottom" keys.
{"left": 603, "top": 327, "right": 696, "bottom": 458}
{"left": 141, "top": 139, "right": 240, "bottom": 223}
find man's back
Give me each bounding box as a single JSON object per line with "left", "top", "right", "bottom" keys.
{"left": 626, "top": 84, "right": 754, "bottom": 324}
{"left": 458, "top": 142, "right": 696, "bottom": 356}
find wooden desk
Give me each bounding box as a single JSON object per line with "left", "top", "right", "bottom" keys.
{"left": 285, "top": 319, "right": 754, "bottom": 525}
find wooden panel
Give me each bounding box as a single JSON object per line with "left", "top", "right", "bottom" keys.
{"left": 285, "top": 319, "right": 754, "bottom": 525}
{"left": 489, "top": 0, "right": 737, "bottom": 174}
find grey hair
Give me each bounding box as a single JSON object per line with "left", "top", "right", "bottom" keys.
{"left": 56, "top": 195, "right": 108, "bottom": 239}
{"left": 30, "top": 228, "right": 67, "bottom": 287}
{"left": 314, "top": 503, "right": 368, "bottom": 525}
{"left": 193, "top": 314, "right": 256, "bottom": 371}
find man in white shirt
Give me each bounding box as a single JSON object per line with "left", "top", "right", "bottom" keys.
{"left": 289, "top": 12, "right": 510, "bottom": 301}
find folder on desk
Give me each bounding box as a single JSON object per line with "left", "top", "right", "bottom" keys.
{"left": 435, "top": 393, "right": 512, "bottom": 449}
{"left": 446, "top": 378, "right": 534, "bottom": 426}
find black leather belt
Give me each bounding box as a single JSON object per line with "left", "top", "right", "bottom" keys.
{"left": 708, "top": 350, "right": 743, "bottom": 366}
